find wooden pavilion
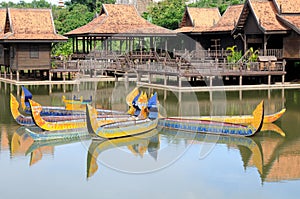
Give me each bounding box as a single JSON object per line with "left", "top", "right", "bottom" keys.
{"left": 0, "top": 8, "right": 67, "bottom": 81}
{"left": 64, "top": 4, "right": 176, "bottom": 60}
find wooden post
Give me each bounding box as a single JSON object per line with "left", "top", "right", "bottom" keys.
{"left": 148, "top": 73, "right": 152, "bottom": 84}
{"left": 282, "top": 74, "right": 285, "bottom": 84}
{"left": 178, "top": 76, "right": 182, "bottom": 87}
{"left": 210, "top": 76, "right": 213, "bottom": 87}
{"left": 239, "top": 75, "right": 242, "bottom": 86}
{"left": 268, "top": 75, "right": 271, "bottom": 85}
{"left": 164, "top": 74, "right": 167, "bottom": 86}
{"left": 16, "top": 70, "right": 19, "bottom": 81}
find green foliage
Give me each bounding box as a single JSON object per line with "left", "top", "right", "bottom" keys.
{"left": 53, "top": 3, "right": 94, "bottom": 35}
{"left": 226, "top": 45, "right": 242, "bottom": 63}
{"left": 0, "top": 0, "right": 51, "bottom": 8}
{"left": 247, "top": 47, "right": 259, "bottom": 62}
{"left": 189, "top": 0, "right": 245, "bottom": 14}
{"left": 65, "top": 0, "right": 116, "bottom": 12}
{"left": 143, "top": 0, "right": 187, "bottom": 30}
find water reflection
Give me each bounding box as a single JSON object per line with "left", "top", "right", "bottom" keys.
{"left": 4, "top": 122, "right": 297, "bottom": 183}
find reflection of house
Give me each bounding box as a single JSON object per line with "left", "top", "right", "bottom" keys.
{"left": 0, "top": 8, "right": 67, "bottom": 81}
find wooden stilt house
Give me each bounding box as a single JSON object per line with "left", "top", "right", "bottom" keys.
{"left": 0, "top": 8, "right": 67, "bottom": 81}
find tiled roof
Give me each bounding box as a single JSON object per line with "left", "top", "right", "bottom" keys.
{"left": 250, "top": 1, "right": 289, "bottom": 31}
{"left": 274, "top": 0, "right": 300, "bottom": 14}
{"left": 277, "top": 15, "right": 300, "bottom": 34}
{"left": 207, "top": 4, "right": 243, "bottom": 32}
{"left": 176, "top": 7, "right": 221, "bottom": 33}
{"left": 65, "top": 4, "right": 175, "bottom": 36}
{"left": 1, "top": 8, "right": 67, "bottom": 41}
{"left": 234, "top": 0, "right": 289, "bottom": 33}
{"left": 0, "top": 9, "right": 6, "bottom": 37}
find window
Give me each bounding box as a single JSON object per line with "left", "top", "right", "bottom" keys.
{"left": 30, "top": 45, "right": 39, "bottom": 58}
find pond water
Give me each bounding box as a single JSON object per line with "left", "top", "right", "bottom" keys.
{"left": 0, "top": 81, "right": 300, "bottom": 199}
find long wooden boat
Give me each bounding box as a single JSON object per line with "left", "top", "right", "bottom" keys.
{"left": 86, "top": 92, "right": 159, "bottom": 139}
{"left": 168, "top": 108, "right": 285, "bottom": 124}
{"left": 29, "top": 99, "right": 129, "bottom": 131}
{"left": 87, "top": 129, "right": 159, "bottom": 178}
{"left": 158, "top": 101, "right": 264, "bottom": 137}
{"left": 11, "top": 93, "right": 89, "bottom": 126}
{"left": 62, "top": 95, "right": 93, "bottom": 111}
{"left": 20, "top": 86, "right": 124, "bottom": 116}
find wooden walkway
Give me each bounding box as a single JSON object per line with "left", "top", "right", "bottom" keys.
{"left": 0, "top": 49, "right": 287, "bottom": 88}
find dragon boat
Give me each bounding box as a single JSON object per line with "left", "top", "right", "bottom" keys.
{"left": 62, "top": 95, "right": 93, "bottom": 111}
{"left": 86, "top": 92, "right": 159, "bottom": 139}
{"left": 157, "top": 101, "right": 264, "bottom": 137}
{"left": 11, "top": 93, "right": 129, "bottom": 127}
{"left": 128, "top": 88, "right": 284, "bottom": 124}
{"left": 169, "top": 108, "right": 285, "bottom": 124}
{"left": 29, "top": 99, "right": 129, "bottom": 131}
{"left": 20, "top": 86, "right": 124, "bottom": 116}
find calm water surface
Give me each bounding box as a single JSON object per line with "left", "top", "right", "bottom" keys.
{"left": 0, "top": 81, "right": 300, "bottom": 199}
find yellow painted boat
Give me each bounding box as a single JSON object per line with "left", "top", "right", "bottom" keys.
{"left": 29, "top": 99, "right": 128, "bottom": 131}
{"left": 62, "top": 95, "right": 92, "bottom": 111}
{"left": 86, "top": 91, "right": 159, "bottom": 139}
{"left": 168, "top": 108, "right": 285, "bottom": 124}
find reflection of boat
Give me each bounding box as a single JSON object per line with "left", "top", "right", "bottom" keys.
{"left": 261, "top": 123, "right": 286, "bottom": 137}
{"left": 87, "top": 129, "right": 159, "bottom": 178}
{"left": 86, "top": 93, "right": 159, "bottom": 139}
{"left": 25, "top": 127, "right": 90, "bottom": 141}
{"left": 29, "top": 99, "right": 128, "bottom": 131}
{"left": 25, "top": 133, "right": 91, "bottom": 155}
{"left": 160, "top": 127, "right": 264, "bottom": 175}
{"left": 158, "top": 101, "right": 264, "bottom": 137}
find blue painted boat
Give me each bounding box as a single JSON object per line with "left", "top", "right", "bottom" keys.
{"left": 157, "top": 101, "right": 264, "bottom": 137}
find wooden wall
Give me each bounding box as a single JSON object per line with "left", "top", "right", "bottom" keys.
{"left": 283, "top": 32, "right": 300, "bottom": 59}
{"left": 10, "top": 43, "right": 51, "bottom": 71}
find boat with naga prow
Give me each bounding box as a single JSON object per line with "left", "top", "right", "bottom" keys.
{"left": 86, "top": 92, "right": 159, "bottom": 139}
{"left": 158, "top": 100, "right": 264, "bottom": 137}
{"left": 29, "top": 99, "right": 129, "bottom": 131}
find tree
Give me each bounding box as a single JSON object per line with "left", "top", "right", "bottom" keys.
{"left": 189, "top": 0, "right": 245, "bottom": 14}
{"left": 65, "top": 0, "right": 115, "bottom": 12}
{"left": 143, "top": 0, "right": 187, "bottom": 30}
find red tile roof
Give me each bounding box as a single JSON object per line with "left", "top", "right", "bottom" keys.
{"left": 234, "top": 0, "right": 289, "bottom": 33}
{"left": 176, "top": 7, "right": 221, "bottom": 33}
{"left": 1, "top": 8, "right": 67, "bottom": 41}
{"left": 277, "top": 15, "right": 300, "bottom": 34}
{"left": 274, "top": 0, "right": 300, "bottom": 14}
{"left": 0, "top": 9, "right": 6, "bottom": 36}
{"left": 250, "top": 1, "right": 289, "bottom": 31}
{"left": 65, "top": 4, "right": 175, "bottom": 36}
{"left": 207, "top": 4, "right": 243, "bottom": 32}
